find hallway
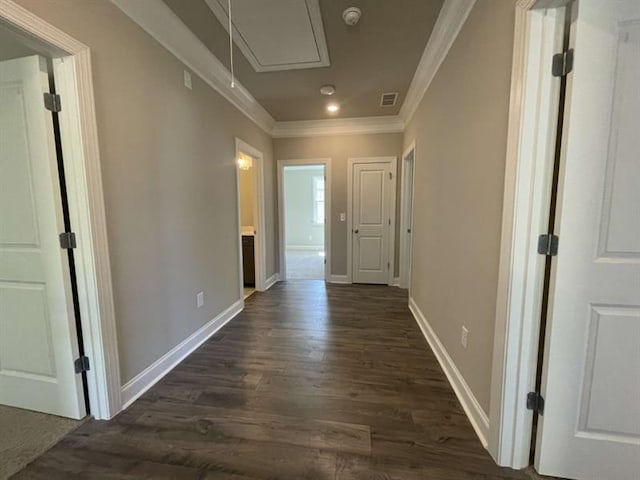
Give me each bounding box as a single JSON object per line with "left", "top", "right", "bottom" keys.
{"left": 13, "top": 282, "right": 527, "bottom": 479}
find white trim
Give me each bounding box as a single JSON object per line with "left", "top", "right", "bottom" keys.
{"left": 391, "top": 277, "right": 401, "bottom": 287}
{"left": 109, "top": 0, "right": 275, "bottom": 134}
{"left": 204, "top": 0, "right": 329, "bottom": 73}
{"left": 121, "top": 299, "right": 243, "bottom": 409}
{"left": 327, "top": 275, "right": 349, "bottom": 284}
{"left": 409, "top": 297, "right": 489, "bottom": 447}
{"left": 399, "top": 0, "right": 477, "bottom": 125}
{"left": 272, "top": 115, "right": 404, "bottom": 138}
{"left": 0, "top": 0, "right": 122, "bottom": 420}
{"left": 277, "top": 158, "right": 332, "bottom": 281}
{"left": 399, "top": 141, "right": 416, "bottom": 290}
{"left": 235, "top": 138, "right": 267, "bottom": 293}
{"left": 264, "top": 273, "right": 280, "bottom": 290}
{"left": 489, "top": 1, "right": 565, "bottom": 468}
{"left": 346, "top": 157, "right": 397, "bottom": 285}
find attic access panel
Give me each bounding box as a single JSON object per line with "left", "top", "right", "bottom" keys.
{"left": 205, "top": 0, "right": 330, "bottom": 72}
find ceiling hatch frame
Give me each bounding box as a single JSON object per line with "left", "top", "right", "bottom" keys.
{"left": 204, "top": 0, "right": 330, "bottom": 72}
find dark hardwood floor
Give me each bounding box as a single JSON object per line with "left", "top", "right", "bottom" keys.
{"left": 13, "top": 281, "right": 529, "bottom": 479}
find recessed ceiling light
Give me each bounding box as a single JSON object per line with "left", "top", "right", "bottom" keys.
{"left": 327, "top": 103, "right": 339, "bottom": 113}
{"left": 320, "top": 85, "right": 336, "bottom": 96}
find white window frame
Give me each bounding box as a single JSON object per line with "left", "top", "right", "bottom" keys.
{"left": 312, "top": 175, "right": 325, "bottom": 225}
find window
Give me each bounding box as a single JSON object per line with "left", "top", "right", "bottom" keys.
{"left": 313, "top": 176, "right": 325, "bottom": 224}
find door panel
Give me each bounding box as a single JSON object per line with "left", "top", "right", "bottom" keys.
{"left": 535, "top": 2, "right": 640, "bottom": 478}
{"left": 0, "top": 55, "right": 86, "bottom": 419}
{"left": 352, "top": 162, "right": 391, "bottom": 284}
{"left": 358, "top": 237, "right": 383, "bottom": 271}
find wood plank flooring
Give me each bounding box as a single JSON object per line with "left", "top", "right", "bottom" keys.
{"left": 13, "top": 281, "right": 529, "bottom": 479}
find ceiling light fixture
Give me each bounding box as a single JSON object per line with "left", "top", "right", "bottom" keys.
{"left": 327, "top": 103, "right": 339, "bottom": 113}
{"left": 237, "top": 154, "right": 252, "bottom": 170}
{"left": 320, "top": 85, "right": 336, "bottom": 96}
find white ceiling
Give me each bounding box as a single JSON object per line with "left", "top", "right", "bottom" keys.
{"left": 204, "top": 0, "right": 330, "bottom": 72}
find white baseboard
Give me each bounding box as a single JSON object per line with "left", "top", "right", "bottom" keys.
{"left": 264, "top": 273, "right": 280, "bottom": 290}
{"left": 327, "top": 275, "right": 349, "bottom": 284}
{"left": 408, "top": 297, "right": 490, "bottom": 448}
{"left": 285, "top": 245, "right": 324, "bottom": 251}
{"left": 391, "top": 277, "right": 401, "bottom": 287}
{"left": 120, "top": 299, "right": 243, "bottom": 409}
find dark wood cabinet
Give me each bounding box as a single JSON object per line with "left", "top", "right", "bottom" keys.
{"left": 242, "top": 235, "right": 255, "bottom": 287}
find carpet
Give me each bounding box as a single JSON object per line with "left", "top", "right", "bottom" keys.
{"left": 0, "top": 405, "right": 82, "bottom": 479}
{"left": 285, "top": 248, "right": 325, "bottom": 279}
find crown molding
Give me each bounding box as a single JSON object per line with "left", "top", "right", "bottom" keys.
{"left": 110, "top": 0, "right": 275, "bottom": 134}
{"left": 272, "top": 115, "right": 405, "bottom": 138}
{"left": 399, "top": 0, "right": 477, "bottom": 125}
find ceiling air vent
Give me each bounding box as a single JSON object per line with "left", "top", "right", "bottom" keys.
{"left": 380, "top": 92, "right": 398, "bottom": 107}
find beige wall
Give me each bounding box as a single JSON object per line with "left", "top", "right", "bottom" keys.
{"left": 403, "top": 0, "right": 516, "bottom": 411}
{"left": 239, "top": 167, "right": 255, "bottom": 227}
{"left": 15, "top": 0, "right": 277, "bottom": 384}
{"left": 274, "top": 133, "right": 403, "bottom": 277}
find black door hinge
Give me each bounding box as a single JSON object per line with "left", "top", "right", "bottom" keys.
{"left": 527, "top": 391, "right": 544, "bottom": 415}
{"left": 74, "top": 355, "right": 90, "bottom": 373}
{"left": 59, "top": 232, "right": 77, "bottom": 249}
{"left": 44, "top": 92, "right": 62, "bottom": 112}
{"left": 552, "top": 49, "right": 574, "bottom": 77}
{"left": 537, "top": 233, "right": 559, "bottom": 256}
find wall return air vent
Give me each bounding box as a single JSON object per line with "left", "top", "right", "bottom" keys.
{"left": 380, "top": 92, "right": 398, "bottom": 107}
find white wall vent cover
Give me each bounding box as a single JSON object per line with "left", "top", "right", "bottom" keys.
{"left": 380, "top": 92, "right": 399, "bottom": 107}
{"left": 205, "top": 0, "right": 330, "bottom": 72}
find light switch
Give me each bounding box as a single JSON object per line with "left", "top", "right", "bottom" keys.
{"left": 340, "top": 213, "right": 346, "bottom": 222}
{"left": 196, "top": 291, "right": 204, "bottom": 308}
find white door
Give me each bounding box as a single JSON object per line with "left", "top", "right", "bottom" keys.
{"left": 535, "top": 1, "right": 640, "bottom": 478}
{"left": 0, "top": 55, "right": 86, "bottom": 419}
{"left": 352, "top": 162, "right": 392, "bottom": 284}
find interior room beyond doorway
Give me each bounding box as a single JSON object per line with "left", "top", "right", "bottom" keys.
{"left": 238, "top": 151, "right": 257, "bottom": 298}
{"left": 283, "top": 165, "right": 326, "bottom": 280}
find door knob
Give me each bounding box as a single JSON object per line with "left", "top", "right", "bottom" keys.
{"left": 354, "top": 229, "right": 359, "bottom": 234}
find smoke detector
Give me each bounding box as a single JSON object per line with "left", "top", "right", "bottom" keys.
{"left": 342, "top": 7, "right": 362, "bottom": 26}
{"left": 320, "top": 85, "right": 336, "bottom": 96}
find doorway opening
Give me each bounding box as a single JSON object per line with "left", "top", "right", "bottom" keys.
{"left": 0, "top": 21, "right": 89, "bottom": 479}
{"left": 277, "top": 159, "right": 331, "bottom": 281}
{"left": 491, "top": 2, "right": 639, "bottom": 478}
{"left": 235, "top": 138, "right": 266, "bottom": 300}
{"left": 399, "top": 143, "right": 415, "bottom": 290}
{"left": 284, "top": 165, "right": 325, "bottom": 279}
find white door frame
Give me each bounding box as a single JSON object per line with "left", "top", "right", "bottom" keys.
{"left": 0, "top": 0, "right": 121, "bottom": 419}
{"left": 399, "top": 142, "right": 416, "bottom": 290}
{"left": 277, "top": 158, "right": 332, "bottom": 281}
{"left": 235, "top": 138, "right": 267, "bottom": 296}
{"left": 347, "top": 156, "right": 397, "bottom": 285}
{"left": 488, "top": 0, "right": 567, "bottom": 468}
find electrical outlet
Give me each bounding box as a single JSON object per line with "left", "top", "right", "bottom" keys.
{"left": 461, "top": 326, "right": 469, "bottom": 349}
{"left": 184, "top": 70, "right": 192, "bottom": 90}
{"left": 196, "top": 291, "right": 204, "bottom": 308}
